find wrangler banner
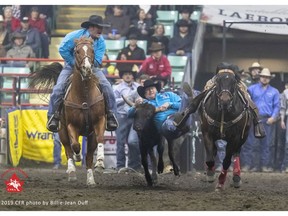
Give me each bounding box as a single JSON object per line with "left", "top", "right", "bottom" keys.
{"left": 6, "top": 107, "right": 116, "bottom": 167}
{"left": 7, "top": 107, "right": 66, "bottom": 166}
{"left": 201, "top": 5, "right": 288, "bottom": 35}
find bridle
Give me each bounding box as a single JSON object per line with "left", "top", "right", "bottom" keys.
{"left": 74, "top": 40, "right": 94, "bottom": 80}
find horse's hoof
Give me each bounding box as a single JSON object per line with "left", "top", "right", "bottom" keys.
{"left": 87, "top": 180, "right": 96, "bottom": 186}
{"left": 68, "top": 171, "right": 77, "bottom": 182}
{"left": 73, "top": 154, "right": 82, "bottom": 162}
{"left": 206, "top": 170, "right": 216, "bottom": 183}
{"left": 232, "top": 175, "right": 242, "bottom": 188}
{"left": 94, "top": 166, "right": 104, "bottom": 174}
{"left": 215, "top": 183, "right": 225, "bottom": 191}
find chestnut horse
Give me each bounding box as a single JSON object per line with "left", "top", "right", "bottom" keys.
{"left": 199, "top": 70, "right": 252, "bottom": 190}
{"left": 30, "top": 37, "right": 106, "bottom": 186}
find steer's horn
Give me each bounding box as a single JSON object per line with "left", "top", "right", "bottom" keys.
{"left": 122, "top": 95, "right": 135, "bottom": 107}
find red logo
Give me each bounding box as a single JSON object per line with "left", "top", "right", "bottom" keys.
{"left": 1, "top": 168, "right": 28, "bottom": 193}
{"left": 5, "top": 173, "right": 24, "bottom": 192}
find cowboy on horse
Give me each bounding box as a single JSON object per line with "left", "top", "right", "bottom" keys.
{"left": 173, "top": 62, "right": 266, "bottom": 138}
{"left": 47, "top": 15, "right": 119, "bottom": 132}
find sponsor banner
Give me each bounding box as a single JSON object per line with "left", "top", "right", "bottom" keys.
{"left": 7, "top": 109, "right": 23, "bottom": 167}
{"left": 7, "top": 107, "right": 117, "bottom": 168}
{"left": 22, "top": 108, "right": 55, "bottom": 163}
{"left": 202, "top": 5, "right": 288, "bottom": 35}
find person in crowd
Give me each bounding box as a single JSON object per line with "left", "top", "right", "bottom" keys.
{"left": 11, "top": 5, "right": 21, "bottom": 19}
{"left": 168, "top": 19, "right": 194, "bottom": 57}
{"left": 100, "top": 53, "right": 116, "bottom": 76}
{"left": 148, "top": 23, "right": 170, "bottom": 55}
{"left": 118, "top": 34, "right": 146, "bottom": 67}
{"left": 36, "top": 5, "right": 53, "bottom": 31}
{"left": 3, "top": 6, "right": 21, "bottom": 33}
{"left": 6, "top": 31, "right": 35, "bottom": 68}
{"left": 113, "top": 65, "right": 140, "bottom": 171}
{"left": 15, "top": 16, "right": 41, "bottom": 58}
{"left": 53, "top": 132, "right": 62, "bottom": 169}
{"left": 241, "top": 62, "right": 263, "bottom": 87}
{"left": 129, "top": 9, "right": 153, "bottom": 41}
{"left": 279, "top": 83, "right": 288, "bottom": 172}
{"left": 28, "top": 6, "right": 50, "bottom": 58}
{"left": 46, "top": 15, "right": 118, "bottom": 133}
{"left": 174, "top": 8, "right": 197, "bottom": 38}
{"left": 114, "top": 51, "right": 137, "bottom": 84}
{"left": 102, "top": 5, "right": 130, "bottom": 40}
{"left": 138, "top": 42, "right": 171, "bottom": 88}
{"left": 0, "top": 15, "right": 11, "bottom": 59}
{"left": 137, "top": 5, "right": 157, "bottom": 25}
{"left": 241, "top": 68, "right": 280, "bottom": 172}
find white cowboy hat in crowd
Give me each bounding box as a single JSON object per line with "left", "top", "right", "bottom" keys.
{"left": 259, "top": 68, "right": 272, "bottom": 77}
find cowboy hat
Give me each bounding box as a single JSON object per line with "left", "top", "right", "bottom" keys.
{"left": 118, "top": 64, "right": 137, "bottom": 79}
{"left": 148, "top": 42, "right": 164, "bottom": 52}
{"left": 81, "top": 15, "right": 111, "bottom": 28}
{"left": 11, "top": 32, "right": 26, "bottom": 41}
{"left": 259, "top": 68, "right": 272, "bottom": 77}
{"left": 137, "top": 79, "right": 161, "bottom": 99}
{"left": 249, "top": 62, "right": 263, "bottom": 71}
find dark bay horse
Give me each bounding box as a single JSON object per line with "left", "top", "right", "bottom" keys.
{"left": 30, "top": 37, "right": 106, "bottom": 186}
{"left": 199, "top": 70, "right": 251, "bottom": 190}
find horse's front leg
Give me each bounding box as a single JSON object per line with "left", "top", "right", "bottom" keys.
{"left": 94, "top": 116, "right": 106, "bottom": 173}
{"left": 67, "top": 124, "right": 82, "bottom": 162}
{"left": 232, "top": 154, "right": 242, "bottom": 188}
{"left": 59, "top": 129, "right": 77, "bottom": 182}
{"left": 86, "top": 133, "right": 97, "bottom": 186}
{"left": 203, "top": 132, "right": 216, "bottom": 182}
{"left": 216, "top": 152, "right": 233, "bottom": 191}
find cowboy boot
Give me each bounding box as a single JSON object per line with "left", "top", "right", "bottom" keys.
{"left": 173, "top": 90, "right": 206, "bottom": 129}
{"left": 47, "top": 112, "right": 60, "bottom": 132}
{"left": 103, "top": 97, "right": 118, "bottom": 131}
{"left": 106, "top": 111, "right": 119, "bottom": 131}
{"left": 46, "top": 101, "right": 63, "bottom": 132}
{"left": 250, "top": 105, "right": 266, "bottom": 138}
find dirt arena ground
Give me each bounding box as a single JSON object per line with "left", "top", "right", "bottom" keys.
{"left": 1, "top": 162, "right": 288, "bottom": 212}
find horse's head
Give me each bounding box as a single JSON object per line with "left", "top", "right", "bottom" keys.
{"left": 74, "top": 37, "right": 95, "bottom": 79}
{"left": 215, "top": 70, "right": 237, "bottom": 111}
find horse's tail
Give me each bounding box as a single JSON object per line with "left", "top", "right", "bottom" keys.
{"left": 29, "top": 62, "right": 63, "bottom": 92}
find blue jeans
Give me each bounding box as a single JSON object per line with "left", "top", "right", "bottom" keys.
{"left": 241, "top": 117, "right": 274, "bottom": 169}
{"left": 161, "top": 92, "right": 192, "bottom": 140}
{"left": 53, "top": 133, "right": 61, "bottom": 166}
{"left": 127, "top": 126, "right": 141, "bottom": 170}
{"left": 48, "top": 64, "right": 116, "bottom": 118}
{"left": 282, "top": 117, "right": 288, "bottom": 170}
{"left": 115, "top": 114, "right": 133, "bottom": 169}
{"left": 215, "top": 139, "right": 227, "bottom": 168}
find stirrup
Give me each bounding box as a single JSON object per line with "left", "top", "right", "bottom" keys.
{"left": 105, "top": 113, "right": 119, "bottom": 131}
{"left": 254, "top": 123, "right": 266, "bottom": 138}
{"left": 46, "top": 115, "right": 60, "bottom": 132}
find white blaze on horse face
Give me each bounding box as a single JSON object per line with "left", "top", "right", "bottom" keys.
{"left": 82, "top": 45, "right": 92, "bottom": 69}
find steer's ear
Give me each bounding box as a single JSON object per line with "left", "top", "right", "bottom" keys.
{"left": 122, "top": 95, "right": 135, "bottom": 107}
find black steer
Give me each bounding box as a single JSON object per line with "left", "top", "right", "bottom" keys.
{"left": 123, "top": 96, "right": 180, "bottom": 186}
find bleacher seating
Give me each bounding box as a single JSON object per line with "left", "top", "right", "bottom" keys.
{"left": 1, "top": 66, "right": 30, "bottom": 103}
{"left": 168, "top": 55, "right": 188, "bottom": 72}
{"left": 163, "top": 24, "right": 174, "bottom": 39}
{"left": 156, "top": 10, "right": 179, "bottom": 25}
{"left": 105, "top": 40, "right": 125, "bottom": 56}
{"left": 171, "top": 71, "right": 184, "bottom": 85}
